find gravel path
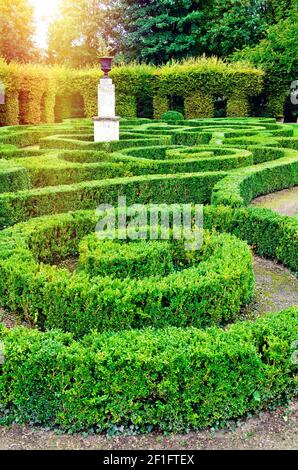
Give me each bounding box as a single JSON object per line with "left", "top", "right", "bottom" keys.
{"left": 0, "top": 400, "right": 297, "bottom": 450}
{"left": 252, "top": 186, "right": 298, "bottom": 217}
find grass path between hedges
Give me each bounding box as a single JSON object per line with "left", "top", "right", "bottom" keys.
{"left": 0, "top": 400, "right": 297, "bottom": 450}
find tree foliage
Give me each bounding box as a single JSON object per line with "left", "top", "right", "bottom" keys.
{"left": 264, "top": 0, "right": 293, "bottom": 24}
{"left": 110, "top": 0, "right": 280, "bottom": 64}
{"left": 233, "top": 6, "right": 298, "bottom": 90}
{"left": 0, "top": 0, "right": 37, "bottom": 63}
{"left": 47, "top": 0, "right": 111, "bottom": 67}
{"left": 45, "top": 0, "right": 297, "bottom": 67}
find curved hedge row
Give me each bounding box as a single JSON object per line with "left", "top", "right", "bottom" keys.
{"left": 0, "top": 163, "right": 30, "bottom": 193}
{"left": 1, "top": 146, "right": 254, "bottom": 190}
{"left": 0, "top": 210, "right": 254, "bottom": 336}
{"left": 0, "top": 117, "right": 295, "bottom": 229}
{"left": 204, "top": 205, "right": 298, "bottom": 274}
{"left": 0, "top": 171, "right": 225, "bottom": 229}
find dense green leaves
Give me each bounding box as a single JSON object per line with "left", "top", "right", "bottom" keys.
{"left": 161, "top": 111, "right": 184, "bottom": 122}
{"left": 204, "top": 205, "right": 298, "bottom": 273}
{"left": 108, "top": 0, "right": 288, "bottom": 64}
{"left": 0, "top": 59, "right": 264, "bottom": 125}
{"left": 0, "top": 117, "right": 297, "bottom": 432}
{"left": 0, "top": 210, "right": 254, "bottom": 335}
{"left": 0, "top": 307, "right": 297, "bottom": 431}
{"left": 212, "top": 146, "right": 298, "bottom": 208}
{"left": 47, "top": 0, "right": 110, "bottom": 67}
{"left": 0, "top": 0, "right": 38, "bottom": 63}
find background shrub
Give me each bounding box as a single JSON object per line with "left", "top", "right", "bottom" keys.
{"left": 161, "top": 111, "right": 184, "bottom": 123}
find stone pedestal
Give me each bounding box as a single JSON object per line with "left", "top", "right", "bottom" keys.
{"left": 94, "top": 78, "right": 120, "bottom": 142}
{"left": 94, "top": 116, "right": 120, "bottom": 142}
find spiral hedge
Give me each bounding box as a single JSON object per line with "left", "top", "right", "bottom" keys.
{"left": 0, "top": 213, "right": 254, "bottom": 336}
{"left": 0, "top": 116, "right": 297, "bottom": 433}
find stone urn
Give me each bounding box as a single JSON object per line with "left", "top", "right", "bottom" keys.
{"left": 100, "top": 57, "right": 113, "bottom": 78}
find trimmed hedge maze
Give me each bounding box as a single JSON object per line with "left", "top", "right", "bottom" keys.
{"left": 0, "top": 117, "right": 297, "bottom": 433}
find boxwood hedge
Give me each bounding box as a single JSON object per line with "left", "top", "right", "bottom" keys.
{"left": 0, "top": 58, "right": 264, "bottom": 126}
{"left": 0, "top": 307, "right": 297, "bottom": 432}
{"left": 211, "top": 148, "right": 298, "bottom": 207}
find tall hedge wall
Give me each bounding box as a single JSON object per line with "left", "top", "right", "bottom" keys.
{"left": 0, "top": 58, "right": 264, "bottom": 125}
{"left": 1, "top": 307, "right": 297, "bottom": 432}
{"left": 0, "top": 61, "right": 56, "bottom": 126}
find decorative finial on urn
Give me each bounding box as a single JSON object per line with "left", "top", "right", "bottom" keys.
{"left": 100, "top": 57, "right": 113, "bottom": 78}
